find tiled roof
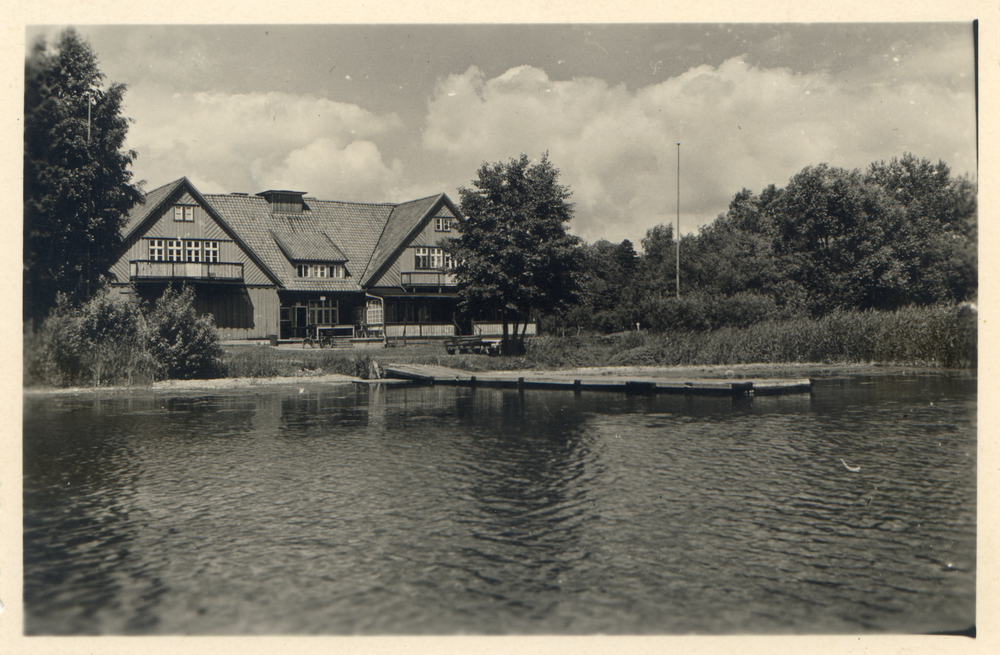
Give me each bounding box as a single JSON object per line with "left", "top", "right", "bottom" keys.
{"left": 271, "top": 230, "right": 347, "bottom": 262}
{"left": 126, "top": 180, "right": 458, "bottom": 293}
{"left": 208, "top": 194, "right": 395, "bottom": 292}
{"left": 362, "top": 194, "right": 445, "bottom": 286}
{"left": 122, "top": 178, "right": 186, "bottom": 238}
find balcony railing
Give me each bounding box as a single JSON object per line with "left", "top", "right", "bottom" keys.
{"left": 400, "top": 271, "right": 456, "bottom": 287}
{"left": 130, "top": 260, "right": 244, "bottom": 282}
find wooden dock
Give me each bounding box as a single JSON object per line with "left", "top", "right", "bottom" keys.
{"left": 381, "top": 364, "right": 812, "bottom": 397}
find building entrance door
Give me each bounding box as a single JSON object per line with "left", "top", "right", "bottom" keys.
{"left": 295, "top": 306, "right": 307, "bottom": 337}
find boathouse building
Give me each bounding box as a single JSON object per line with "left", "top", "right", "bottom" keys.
{"left": 108, "top": 177, "right": 526, "bottom": 344}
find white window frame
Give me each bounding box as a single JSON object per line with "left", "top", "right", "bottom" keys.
{"left": 149, "top": 239, "right": 164, "bottom": 261}
{"left": 204, "top": 241, "right": 219, "bottom": 263}
{"left": 416, "top": 247, "right": 450, "bottom": 270}
{"left": 366, "top": 299, "right": 383, "bottom": 325}
{"left": 173, "top": 205, "right": 195, "bottom": 222}
{"left": 297, "top": 263, "right": 343, "bottom": 278}
{"left": 415, "top": 247, "right": 431, "bottom": 270}
{"left": 166, "top": 240, "right": 183, "bottom": 262}
{"left": 435, "top": 217, "right": 453, "bottom": 232}
{"left": 185, "top": 240, "right": 201, "bottom": 262}
{"left": 430, "top": 248, "right": 444, "bottom": 269}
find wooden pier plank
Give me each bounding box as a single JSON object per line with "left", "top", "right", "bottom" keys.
{"left": 381, "top": 364, "right": 812, "bottom": 396}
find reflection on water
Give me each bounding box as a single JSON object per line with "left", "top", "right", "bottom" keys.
{"left": 23, "top": 374, "right": 976, "bottom": 635}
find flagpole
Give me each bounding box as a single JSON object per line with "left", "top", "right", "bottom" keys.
{"left": 676, "top": 142, "right": 680, "bottom": 299}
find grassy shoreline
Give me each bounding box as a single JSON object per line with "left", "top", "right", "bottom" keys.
{"left": 25, "top": 304, "right": 977, "bottom": 392}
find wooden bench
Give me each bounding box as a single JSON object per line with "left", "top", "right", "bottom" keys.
{"left": 445, "top": 336, "right": 501, "bottom": 356}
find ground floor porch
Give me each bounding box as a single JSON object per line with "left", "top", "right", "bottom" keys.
{"left": 118, "top": 282, "right": 536, "bottom": 346}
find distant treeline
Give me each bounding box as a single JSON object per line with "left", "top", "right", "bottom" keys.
{"left": 546, "top": 153, "right": 976, "bottom": 335}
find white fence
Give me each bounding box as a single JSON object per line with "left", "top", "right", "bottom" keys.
{"left": 381, "top": 322, "right": 538, "bottom": 339}
{"left": 384, "top": 324, "right": 456, "bottom": 338}
{"left": 472, "top": 323, "right": 537, "bottom": 337}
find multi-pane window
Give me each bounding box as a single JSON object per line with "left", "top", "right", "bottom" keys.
{"left": 435, "top": 217, "right": 453, "bottom": 232}
{"left": 166, "top": 240, "right": 183, "bottom": 262}
{"left": 430, "top": 249, "right": 444, "bottom": 269}
{"left": 366, "top": 299, "right": 384, "bottom": 325}
{"left": 296, "top": 263, "right": 345, "bottom": 278}
{"left": 416, "top": 247, "right": 450, "bottom": 270}
{"left": 185, "top": 240, "right": 201, "bottom": 262}
{"left": 308, "top": 299, "right": 337, "bottom": 325}
{"left": 203, "top": 241, "right": 219, "bottom": 263}
{"left": 414, "top": 247, "right": 430, "bottom": 269}
{"left": 173, "top": 205, "right": 195, "bottom": 222}
{"left": 149, "top": 239, "right": 164, "bottom": 261}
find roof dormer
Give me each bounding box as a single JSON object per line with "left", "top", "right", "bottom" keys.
{"left": 257, "top": 190, "right": 307, "bottom": 214}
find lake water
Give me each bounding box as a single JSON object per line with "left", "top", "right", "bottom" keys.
{"left": 23, "top": 373, "right": 976, "bottom": 635}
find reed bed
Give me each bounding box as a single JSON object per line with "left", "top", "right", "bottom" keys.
{"left": 606, "top": 304, "right": 976, "bottom": 369}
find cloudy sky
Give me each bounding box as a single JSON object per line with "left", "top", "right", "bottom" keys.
{"left": 25, "top": 23, "right": 977, "bottom": 246}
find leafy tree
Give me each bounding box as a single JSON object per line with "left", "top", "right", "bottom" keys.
{"left": 768, "top": 159, "right": 976, "bottom": 313}
{"left": 562, "top": 239, "right": 643, "bottom": 333}
{"left": 451, "top": 154, "right": 581, "bottom": 353}
{"left": 864, "top": 154, "right": 977, "bottom": 304}
{"left": 24, "top": 28, "right": 143, "bottom": 323}
{"left": 682, "top": 154, "right": 977, "bottom": 316}
{"left": 638, "top": 223, "right": 677, "bottom": 296}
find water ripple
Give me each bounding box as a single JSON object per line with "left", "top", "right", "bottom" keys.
{"left": 23, "top": 375, "right": 975, "bottom": 635}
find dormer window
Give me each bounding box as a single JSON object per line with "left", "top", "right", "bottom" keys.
{"left": 297, "top": 263, "right": 345, "bottom": 279}
{"left": 173, "top": 205, "right": 195, "bottom": 222}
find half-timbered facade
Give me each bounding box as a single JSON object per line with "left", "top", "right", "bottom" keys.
{"left": 108, "top": 177, "right": 485, "bottom": 343}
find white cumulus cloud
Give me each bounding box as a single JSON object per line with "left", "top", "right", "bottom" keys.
{"left": 421, "top": 51, "right": 975, "bottom": 245}
{"left": 124, "top": 89, "right": 403, "bottom": 199}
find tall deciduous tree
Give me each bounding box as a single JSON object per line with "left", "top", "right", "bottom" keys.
{"left": 451, "top": 154, "right": 581, "bottom": 353}
{"left": 24, "top": 28, "right": 143, "bottom": 323}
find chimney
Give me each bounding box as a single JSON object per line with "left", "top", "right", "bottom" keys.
{"left": 257, "top": 190, "right": 307, "bottom": 214}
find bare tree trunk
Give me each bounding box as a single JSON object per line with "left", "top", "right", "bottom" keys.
{"left": 501, "top": 309, "right": 510, "bottom": 354}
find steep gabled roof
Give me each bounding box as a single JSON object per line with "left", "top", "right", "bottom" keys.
{"left": 120, "top": 178, "right": 284, "bottom": 286}
{"left": 361, "top": 194, "right": 459, "bottom": 286}
{"left": 125, "top": 180, "right": 462, "bottom": 293}
{"left": 122, "top": 178, "right": 186, "bottom": 238}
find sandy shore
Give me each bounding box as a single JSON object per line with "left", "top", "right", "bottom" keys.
{"left": 23, "top": 373, "right": 360, "bottom": 396}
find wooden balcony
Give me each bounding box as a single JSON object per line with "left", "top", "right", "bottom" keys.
{"left": 130, "top": 260, "right": 244, "bottom": 282}
{"left": 400, "top": 271, "right": 456, "bottom": 287}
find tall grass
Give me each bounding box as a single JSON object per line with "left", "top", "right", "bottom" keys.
{"left": 220, "top": 348, "right": 386, "bottom": 379}
{"left": 605, "top": 304, "right": 976, "bottom": 368}
{"left": 222, "top": 347, "right": 281, "bottom": 378}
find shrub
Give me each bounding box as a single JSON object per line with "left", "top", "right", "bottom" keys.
{"left": 24, "top": 289, "right": 156, "bottom": 387}
{"left": 146, "top": 286, "right": 224, "bottom": 379}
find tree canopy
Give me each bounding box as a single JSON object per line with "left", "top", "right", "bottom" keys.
{"left": 544, "top": 153, "right": 976, "bottom": 334}
{"left": 24, "top": 28, "right": 143, "bottom": 323}
{"left": 450, "top": 153, "right": 581, "bottom": 352}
